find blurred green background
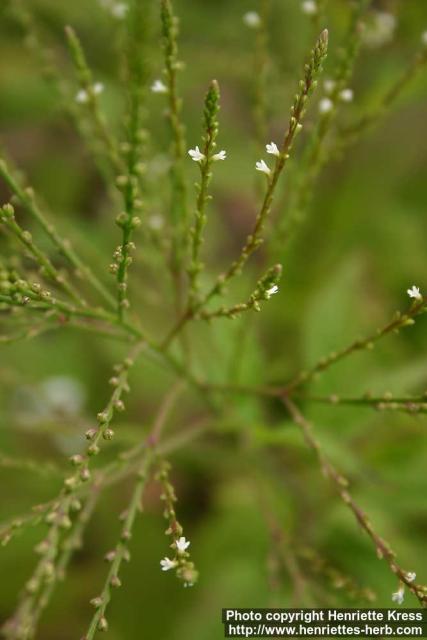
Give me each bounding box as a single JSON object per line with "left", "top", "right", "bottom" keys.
{"left": 0, "top": 0, "right": 427, "bottom": 638}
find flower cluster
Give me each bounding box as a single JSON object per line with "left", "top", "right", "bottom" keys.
{"left": 255, "top": 141, "right": 281, "bottom": 176}
{"left": 188, "top": 146, "right": 226, "bottom": 163}
{"left": 75, "top": 82, "right": 104, "bottom": 105}
{"left": 157, "top": 461, "right": 198, "bottom": 587}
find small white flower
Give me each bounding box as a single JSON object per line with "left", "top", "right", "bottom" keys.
{"left": 243, "top": 11, "right": 261, "bottom": 28}
{"left": 266, "top": 142, "right": 280, "bottom": 157}
{"left": 76, "top": 89, "right": 89, "bottom": 104}
{"left": 151, "top": 79, "right": 168, "bottom": 94}
{"left": 175, "top": 536, "right": 190, "bottom": 553}
{"left": 318, "top": 97, "right": 334, "bottom": 114}
{"left": 148, "top": 214, "right": 164, "bottom": 230}
{"left": 111, "top": 2, "right": 128, "bottom": 18}
{"left": 407, "top": 285, "right": 422, "bottom": 300}
{"left": 391, "top": 586, "right": 405, "bottom": 605}
{"left": 339, "top": 88, "right": 354, "bottom": 103}
{"left": 301, "top": 0, "right": 317, "bottom": 16}
{"left": 188, "top": 146, "right": 205, "bottom": 163}
{"left": 76, "top": 82, "right": 104, "bottom": 104}
{"left": 266, "top": 285, "right": 279, "bottom": 299}
{"left": 160, "top": 557, "right": 177, "bottom": 571}
{"left": 422, "top": 31, "right": 427, "bottom": 47}
{"left": 406, "top": 572, "right": 416, "bottom": 583}
{"left": 363, "top": 12, "right": 396, "bottom": 48}
{"left": 323, "top": 79, "right": 336, "bottom": 94}
{"left": 256, "top": 159, "right": 271, "bottom": 175}
{"left": 212, "top": 150, "right": 227, "bottom": 161}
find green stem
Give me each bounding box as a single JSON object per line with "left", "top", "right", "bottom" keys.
{"left": 85, "top": 456, "right": 152, "bottom": 639}
{"left": 337, "top": 42, "right": 427, "bottom": 149}
{"left": 285, "top": 299, "right": 426, "bottom": 393}
{"left": 275, "top": 0, "right": 369, "bottom": 246}
{"left": 163, "top": 30, "right": 328, "bottom": 349}
{"left": 283, "top": 398, "right": 427, "bottom": 607}
{"left": 0, "top": 204, "right": 83, "bottom": 305}
{"left": 65, "top": 26, "right": 124, "bottom": 175}
{"left": 0, "top": 160, "right": 116, "bottom": 308}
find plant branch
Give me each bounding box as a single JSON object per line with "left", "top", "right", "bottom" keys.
{"left": 283, "top": 397, "right": 427, "bottom": 607}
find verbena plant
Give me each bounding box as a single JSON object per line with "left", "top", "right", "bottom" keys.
{"left": 0, "top": 0, "right": 427, "bottom": 637}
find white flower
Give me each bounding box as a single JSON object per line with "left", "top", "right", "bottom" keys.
{"left": 339, "top": 88, "right": 354, "bottom": 103}
{"left": 212, "top": 150, "right": 227, "bottom": 161}
{"left": 406, "top": 572, "right": 416, "bottom": 583}
{"left": 266, "top": 285, "right": 279, "bottom": 299}
{"left": 175, "top": 536, "right": 190, "bottom": 553}
{"left": 76, "top": 89, "right": 89, "bottom": 104}
{"left": 323, "top": 79, "right": 336, "bottom": 94}
{"left": 319, "top": 97, "right": 333, "bottom": 114}
{"left": 301, "top": 0, "right": 317, "bottom": 16}
{"left": 151, "top": 79, "right": 168, "bottom": 94}
{"left": 422, "top": 31, "right": 427, "bottom": 47}
{"left": 266, "top": 142, "right": 280, "bottom": 157}
{"left": 42, "top": 376, "right": 85, "bottom": 416}
{"left": 391, "top": 586, "right": 405, "bottom": 605}
{"left": 243, "top": 11, "right": 261, "bottom": 28}
{"left": 362, "top": 12, "right": 396, "bottom": 48}
{"left": 148, "top": 214, "right": 164, "bottom": 230}
{"left": 407, "top": 285, "right": 422, "bottom": 300}
{"left": 160, "top": 557, "right": 177, "bottom": 571}
{"left": 188, "top": 146, "right": 205, "bottom": 163}
{"left": 111, "top": 2, "right": 128, "bottom": 18}
{"left": 75, "top": 82, "right": 104, "bottom": 104}
{"left": 256, "top": 159, "right": 271, "bottom": 175}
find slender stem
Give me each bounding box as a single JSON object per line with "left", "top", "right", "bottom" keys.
{"left": 275, "top": 0, "right": 368, "bottom": 246}
{"left": 187, "top": 80, "right": 221, "bottom": 305}
{"left": 162, "top": 30, "right": 328, "bottom": 349}
{"left": 0, "top": 159, "right": 116, "bottom": 308}
{"left": 252, "top": 0, "right": 271, "bottom": 146}
{"left": 114, "top": 0, "right": 151, "bottom": 322}
{"left": 161, "top": 0, "right": 190, "bottom": 361}
{"left": 0, "top": 204, "right": 82, "bottom": 304}
{"left": 0, "top": 455, "right": 62, "bottom": 478}
{"left": 299, "top": 393, "right": 427, "bottom": 415}
{"left": 0, "top": 418, "right": 211, "bottom": 550}
{"left": 161, "top": 0, "right": 188, "bottom": 264}
{"left": 65, "top": 26, "right": 124, "bottom": 175}
{"left": 199, "top": 381, "right": 280, "bottom": 397}
{"left": 2, "top": 496, "right": 73, "bottom": 639}
{"left": 196, "top": 264, "right": 282, "bottom": 321}
{"left": 84, "top": 456, "right": 152, "bottom": 639}
{"left": 115, "top": 97, "right": 144, "bottom": 322}
{"left": 283, "top": 398, "right": 427, "bottom": 606}
{"left": 201, "top": 300, "right": 427, "bottom": 401}
{"left": 27, "top": 489, "right": 101, "bottom": 635}
{"left": 84, "top": 383, "right": 185, "bottom": 637}
{"left": 337, "top": 42, "right": 427, "bottom": 150}
{"left": 285, "top": 299, "right": 426, "bottom": 394}
{"left": 2, "top": 344, "right": 144, "bottom": 638}
{"left": 0, "top": 292, "right": 133, "bottom": 328}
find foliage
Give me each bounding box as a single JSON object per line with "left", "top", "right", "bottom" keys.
{"left": 0, "top": 0, "right": 427, "bottom": 638}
